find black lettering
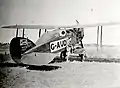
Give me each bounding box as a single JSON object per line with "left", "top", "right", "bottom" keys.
{"left": 60, "top": 41, "right": 64, "bottom": 47}
{"left": 57, "top": 42, "right": 60, "bottom": 48}
{"left": 63, "top": 40, "right": 67, "bottom": 46}
{"left": 51, "top": 43, "right": 55, "bottom": 50}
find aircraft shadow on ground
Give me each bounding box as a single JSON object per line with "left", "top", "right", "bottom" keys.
{"left": 0, "top": 63, "right": 61, "bottom": 71}
{"left": 26, "top": 65, "right": 61, "bottom": 71}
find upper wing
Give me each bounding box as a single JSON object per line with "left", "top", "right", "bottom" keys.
{"left": 1, "top": 24, "right": 58, "bottom": 29}
{"left": 76, "top": 22, "right": 120, "bottom": 28}
{"left": 1, "top": 22, "right": 120, "bottom": 29}
{"left": 1, "top": 24, "right": 75, "bottom": 29}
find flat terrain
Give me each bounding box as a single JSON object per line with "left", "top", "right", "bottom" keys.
{"left": 1, "top": 62, "right": 120, "bottom": 88}
{"left": 0, "top": 44, "right": 120, "bottom": 88}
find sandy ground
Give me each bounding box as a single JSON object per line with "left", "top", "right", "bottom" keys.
{"left": 1, "top": 45, "right": 120, "bottom": 88}
{"left": 1, "top": 62, "right": 120, "bottom": 88}
{"left": 85, "top": 45, "right": 120, "bottom": 58}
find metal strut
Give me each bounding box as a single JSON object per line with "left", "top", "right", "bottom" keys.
{"left": 22, "top": 28, "right": 25, "bottom": 38}
{"left": 100, "top": 26, "right": 103, "bottom": 48}
{"left": 97, "top": 26, "right": 103, "bottom": 50}
{"left": 39, "top": 29, "right": 41, "bottom": 37}
{"left": 97, "top": 26, "right": 99, "bottom": 51}
{"left": 16, "top": 28, "right": 18, "bottom": 37}
{"left": 45, "top": 29, "right": 47, "bottom": 32}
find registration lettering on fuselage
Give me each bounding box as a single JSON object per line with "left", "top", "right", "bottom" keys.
{"left": 50, "top": 38, "right": 68, "bottom": 52}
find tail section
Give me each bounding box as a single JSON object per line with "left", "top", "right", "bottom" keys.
{"left": 10, "top": 37, "right": 36, "bottom": 63}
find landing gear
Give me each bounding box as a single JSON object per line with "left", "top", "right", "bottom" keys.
{"left": 60, "top": 47, "right": 67, "bottom": 61}
{"left": 79, "top": 54, "right": 84, "bottom": 62}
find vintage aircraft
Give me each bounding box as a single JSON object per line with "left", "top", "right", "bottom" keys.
{"left": 1, "top": 20, "right": 120, "bottom": 65}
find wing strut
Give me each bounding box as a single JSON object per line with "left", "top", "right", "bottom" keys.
{"left": 100, "top": 26, "right": 103, "bottom": 48}
{"left": 22, "top": 28, "right": 25, "bottom": 38}
{"left": 97, "top": 26, "right": 103, "bottom": 51}
{"left": 16, "top": 28, "right": 25, "bottom": 38}
{"left": 39, "top": 29, "right": 41, "bottom": 37}
{"left": 16, "top": 28, "right": 19, "bottom": 37}
{"left": 97, "top": 26, "right": 99, "bottom": 51}
{"left": 45, "top": 29, "right": 47, "bottom": 32}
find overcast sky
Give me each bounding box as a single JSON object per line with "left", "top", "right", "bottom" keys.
{"left": 0, "top": 0, "right": 120, "bottom": 45}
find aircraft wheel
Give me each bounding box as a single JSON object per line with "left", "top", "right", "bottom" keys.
{"left": 60, "top": 51, "right": 67, "bottom": 61}
{"left": 79, "top": 54, "right": 84, "bottom": 62}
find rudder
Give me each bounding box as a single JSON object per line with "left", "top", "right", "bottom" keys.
{"left": 10, "top": 37, "right": 36, "bottom": 63}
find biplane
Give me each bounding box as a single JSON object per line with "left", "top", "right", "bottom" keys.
{"left": 1, "top": 20, "right": 120, "bottom": 65}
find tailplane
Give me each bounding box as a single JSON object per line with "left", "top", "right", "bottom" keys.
{"left": 10, "top": 37, "right": 36, "bottom": 63}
